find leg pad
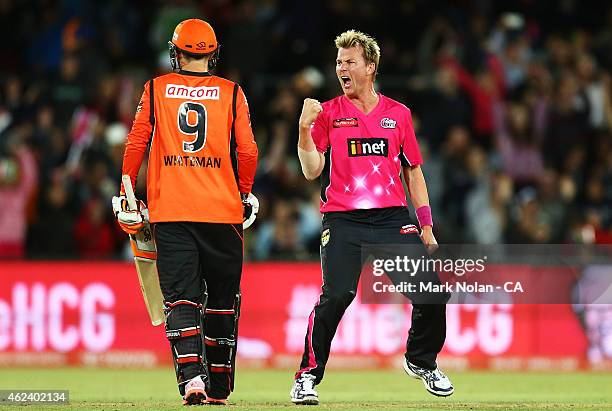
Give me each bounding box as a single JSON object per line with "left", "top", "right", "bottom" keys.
{"left": 165, "top": 300, "right": 209, "bottom": 395}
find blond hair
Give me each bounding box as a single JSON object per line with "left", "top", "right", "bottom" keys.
{"left": 334, "top": 30, "right": 380, "bottom": 76}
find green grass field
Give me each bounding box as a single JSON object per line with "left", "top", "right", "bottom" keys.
{"left": 1, "top": 368, "right": 611, "bottom": 410}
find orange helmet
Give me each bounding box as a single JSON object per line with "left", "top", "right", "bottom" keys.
{"left": 168, "top": 19, "right": 220, "bottom": 71}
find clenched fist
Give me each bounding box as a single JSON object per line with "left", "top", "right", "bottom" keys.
{"left": 299, "top": 98, "right": 323, "bottom": 128}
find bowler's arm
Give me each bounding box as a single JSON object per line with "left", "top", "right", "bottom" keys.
{"left": 403, "top": 165, "right": 437, "bottom": 249}
{"left": 402, "top": 165, "right": 430, "bottom": 212}
{"left": 298, "top": 124, "right": 325, "bottom": 180}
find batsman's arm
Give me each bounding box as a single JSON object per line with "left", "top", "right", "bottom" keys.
{"left": 122, "top": 177, "right": 163, "bottom": 326}
{"left": 234, "top": 85, "right": 258, "bottom": 194}
{"left": 122, "top": 81, "right": 153, "bottom": 193}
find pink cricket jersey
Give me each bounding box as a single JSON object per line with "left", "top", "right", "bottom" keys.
{"left": 312, "top": 93, "right": 423, "bottom": 213}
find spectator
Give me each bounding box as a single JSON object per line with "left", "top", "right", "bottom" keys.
{"left": 0, "top": 135, "right": 37, "bottom": 258}
{"left": 414, "top": 66, "right": 471, "bottom": 151}
{"left": 254, "top": 198, "right": 307, "bottom": 260}
{"left": 507, "top": 188, "right": 552, "bottom": 243}
{"left": 544, "top": 73, "right": 591, "bottom": 170}
{"left": 27, "top": 173, "right": 75, "bottom": 259}
{"left": 495, "top": 102, "right": 544, "bottom": 187}
{"left": 466, "top": 172, "right": 513, "bottom": 244}
{"left": 74, "top": 197, "right": 116, "bottom": 258}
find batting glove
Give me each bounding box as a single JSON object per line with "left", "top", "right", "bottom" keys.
{"left": 111, "top": 194, "right": 149, "bottom": 235}
{"left": 241, "top": 193, "right": 259, "bottom": 229}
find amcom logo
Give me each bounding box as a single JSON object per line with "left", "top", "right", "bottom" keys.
{"left": 165, "top": 84, "right": 220, "bottom": 100}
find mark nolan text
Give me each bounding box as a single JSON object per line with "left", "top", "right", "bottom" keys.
{"left": 372, "top": 281, "right": 524, "bottom": 293}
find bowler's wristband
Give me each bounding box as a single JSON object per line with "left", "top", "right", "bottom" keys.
{"left": 416, "top": 205, "right": 433, "bottom": 228}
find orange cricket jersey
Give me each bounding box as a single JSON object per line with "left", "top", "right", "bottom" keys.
{"left": 122, "top": 70, "right": 258, "bottom": 224}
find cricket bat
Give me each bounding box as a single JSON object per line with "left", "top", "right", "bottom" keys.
{"left": 122, "top": 175, "right": 165, "bottom": 326}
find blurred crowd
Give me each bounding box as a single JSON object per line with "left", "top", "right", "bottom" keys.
{"left": 1, "top": 0, "right": 611, "bottom": 260}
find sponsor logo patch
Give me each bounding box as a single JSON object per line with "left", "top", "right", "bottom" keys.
{"left": 166, "top": 330, "right": 181, "bottom": 339}
{"left": 165, "top": 84, "right": 220, "bottom": 100}
{"left": 347, "top": 138, "right": 388, "bottom": 157}
{"left": 400, "top": 224, "right": 419, "bottom": 235}
{"left": 321, "top": 229, "right": 330, "bottom": 246}
{"left": 333, "top": 117, "right": 359, "bottom": 128}
{"left": 380, "top": 117, "right": 397, "bottom": 129}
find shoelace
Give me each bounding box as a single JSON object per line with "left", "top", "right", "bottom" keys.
{"left": 300, "top": 375, "right": 316, "bottom": 393}
{"left": 424, "top": 369, "right": 445, "bottom": 384}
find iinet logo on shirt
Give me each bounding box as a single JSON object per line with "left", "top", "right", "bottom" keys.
{"left": 165, "top": 84, "right": 220, "bottom": 100}
{"left": 347, "top": 138, "right": 388, "bottom": 157}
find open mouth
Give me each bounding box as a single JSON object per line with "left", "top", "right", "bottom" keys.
{"left": 340, "top": 75, "right": 352, "bottom": 88}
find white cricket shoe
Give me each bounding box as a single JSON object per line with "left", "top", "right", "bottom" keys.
{"left": 403, "top": 358, "right": 454, "bottom": 397}
{"left": 290, "top": 373, "right": 319, "bottom": 405}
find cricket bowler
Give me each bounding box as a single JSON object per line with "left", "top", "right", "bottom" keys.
{"left": 112, "top": 18, "right": 258, "bottom": 405}
{"left": 291, "top": 30, "right": 453, "bottom": 404}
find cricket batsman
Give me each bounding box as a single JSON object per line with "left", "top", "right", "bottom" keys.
{"left": 291, "top": 30, "right": 453, "bottom": 404}
{"left": 112, "top": 19, "right": 258, "bottom": 405}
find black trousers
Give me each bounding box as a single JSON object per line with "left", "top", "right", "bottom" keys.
{"left": 155, "top": 221, "right": 243, "bottom": 398}
{"left": 296, "top": 207, "right": 447, "bottom": 383}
